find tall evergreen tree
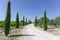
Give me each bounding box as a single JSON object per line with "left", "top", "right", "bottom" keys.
{"left": 23, "top": 16, "right": 25, "bottom": 26}
{"left": 26, "top": 18, "right": 27, "bottom": 25}
{"left": 29, "top": 20, "right": 32, "bottom": 24}
{"left": 5, "top": 0, "right": 11, "bottom": 36}
{"left": 16, "top": 13, "right": 19, "bottom": 28}
{"left": 34, "top": 16, "right": 38, "bottom": 26}
{"left": 43, "top": 11, "right": 47, "bottom": 31}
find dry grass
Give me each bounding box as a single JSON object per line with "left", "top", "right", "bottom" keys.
{"left": 37, "top": 25, "right": 60, "bottom": 36}
{"left": 0, "top": 26, "right": 23, "bottom": 40}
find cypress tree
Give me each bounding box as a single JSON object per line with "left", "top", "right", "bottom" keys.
{"left": 43, "top": 11, "right": 47, "bottom": 31}
{"left": 5, "top": 0, "right": 11, "bottom": 36}
{"left": 23, "top": 16, "right": 25, "bottom": 26}
{"left": 16, "top": 13, "right": 19, "bottom": 28}
{"left": 29, "top": 20, "right": 32, "bottom": 24}
{"left": 26, "top": 18, "right": 27, "bottom": 25}
{"left": 34, "top": 16, "right": 38, "bottom": 26}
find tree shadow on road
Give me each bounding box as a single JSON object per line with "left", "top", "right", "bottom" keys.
{"left": 8, "top": 34, "right": 35, "bottom": 37}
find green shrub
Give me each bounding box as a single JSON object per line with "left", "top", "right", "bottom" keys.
{"left": 10, "top": 21, "right": 16, "bottom": 26}
{"left": 0, "top": 24, "right": 4, "bottom": 27}
{"left": 19, "top": 22, "right": 23, "bottom": 26}
{"left": 0, "top": 21, "right": 4, "bottom": 27}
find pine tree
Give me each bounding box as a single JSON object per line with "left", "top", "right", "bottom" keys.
{"left": 16, "top": 13, "right": 19, "bottom": 28}
{"left": 43, "top": 11, "right": 47, "bottom": 31}
{"left": 5, "top": 0, "right": 11, "bottom": 36}
{"left": 34, "top": 16, "right": 38, "bottom": 26}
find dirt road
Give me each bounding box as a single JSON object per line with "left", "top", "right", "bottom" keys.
{"left": 16, "top": 24, "right": 60, "bottom": 40}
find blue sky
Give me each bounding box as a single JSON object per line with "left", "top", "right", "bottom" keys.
{"left": 0, "top": 0, "right": 60, "bottom": 21}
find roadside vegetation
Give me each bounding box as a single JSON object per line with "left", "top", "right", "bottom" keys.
{"left": 34, "top": 10, "right": 60, "bottom": 31}
{"left": 34, "top": 16, "right": 38, "bottom": 26}
{"left": 0, "top": 0, "right": 60, "bottom": 40}
{"left": 0, "top": 0, "right": 32, "bottom": 38}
